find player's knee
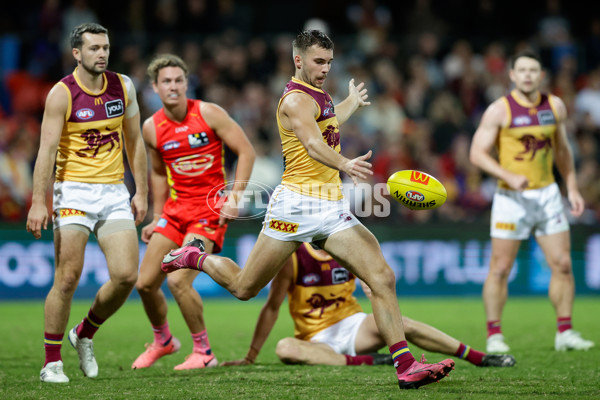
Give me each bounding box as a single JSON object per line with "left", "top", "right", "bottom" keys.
{"left": 55, "top": 271, "right": 81, "bottom": 295}
{"left": 489, "top": 258, "right": 513, "bottom": 279}
{"left": 551, "top": 254, "right": 573, "bottom": 276}
{"left": 364, "top": 266, "right": 396, "bottom": 293}
{"left": 275, "top": 338, "right": 300, "bottom": 363}
{"left": 166, "top": 274, "right": 193, "bottom": 296}
{"left": 112, "top": 270, "right": 138, "bottom": 289}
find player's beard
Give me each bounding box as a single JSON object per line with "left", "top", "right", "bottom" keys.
{"left": 80, "top": 57, "right": 108, "bottom": 76}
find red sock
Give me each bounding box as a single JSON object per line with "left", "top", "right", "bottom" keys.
{"left": 76, "top": 309, "right": 106, "bottom": 339}
{"left": 389, "top": 341, "right": 415, "bottom": 374}
{"left": 44, "top": 332, "right": 63, "bottom": 366}
{"left": 557, "top": 317, "right": 572, "bottom": 333}
{"left": 344, "top": 354, "right": 374, "bottom": 365}
{"left": 454, "top": 343, "right": 484, "bottom": 366}
{"left": 191, "top": 329, "right": 211, "bottom": 354}
{"left": 152, "top": 322, "right": 173, "bottom": 346}
{"left": 487, "top": 320, "right": 502, "bottom": 337}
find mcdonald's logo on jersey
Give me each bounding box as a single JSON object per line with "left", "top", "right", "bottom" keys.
{"left": 410, "top": 171, "right": 430, "bottom": 185}
{"left": 94, "top": 98, "right": 104, "bottom": 106}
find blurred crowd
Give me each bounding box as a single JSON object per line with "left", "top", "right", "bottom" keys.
{"left": 1, "top": 0, "right": 599, "bottom": 224}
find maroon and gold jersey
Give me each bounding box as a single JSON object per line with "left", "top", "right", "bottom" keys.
{"left": 55, "top": 68, "right": 128, "bottom": 183}
{"left": 497, "top": 90, "right": 558, "bottom": 189}
{"left": 153, "top": 99, "right": 225, "bottom": 211}
{"left": 288, "top": 243, "right": 363, "bottom": 340}
{"left": 277, "top": 77, "right": 342, "bottom": 200}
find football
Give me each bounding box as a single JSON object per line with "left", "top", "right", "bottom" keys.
{"left": 386, "top": 170, "right": 447, "bottom": 210}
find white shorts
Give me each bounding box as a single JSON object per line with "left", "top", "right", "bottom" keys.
{"left": 261, "top": 185, "right": 361, "bottom": 242}
{"left": 310, "top": 312, "right": 368, "bottom": 356}
{"left": 52, "top": 181, "right": 134, "bottom": 233}
{"left": 490, "top": 183, "right": 569, "bottom": 240}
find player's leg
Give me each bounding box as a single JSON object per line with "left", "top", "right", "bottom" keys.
{"left": 483, "top": 237, "right": 520, "bottom": 352}
{"left": 536, "top": 231, "right": 594, "bottom": 350}
{"left": 168, "top": 233, "right": 217, "bottom": 369}
{"left": 132, "top": 232, "right": 181, "bottom": 369}
{"left": 276, "top": 338, "right": 346, "bottom": 365}
{"left": 41, "top": 227, "right": 89, "bottom": 383}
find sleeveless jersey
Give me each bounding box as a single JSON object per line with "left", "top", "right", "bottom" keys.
{"left": 55, "top": 68, "right": 128, "bottom": 183}
{"left": 497, "top": 90, "right": 557, "bottom": 190}
{"left": 288, "top": 243, "right": 363, "bottom": 340}
{"left": 277, "top": 77, "right": 342, "bottom": 200}
{"left": 153, "top": 99, "right": 225, "bottom": 208}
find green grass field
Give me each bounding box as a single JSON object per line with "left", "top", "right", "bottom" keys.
{"left": 0, "top": 297, "right": 598, "bottom": 399}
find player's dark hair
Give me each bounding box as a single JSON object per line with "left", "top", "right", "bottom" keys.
{"left": 293, "top": 30, "right": 334, "bottom": 55}
{"left": 70, "top": 23, "right": 108, "bottom": 49}
{"left": 147, "top": 54, "right": 189, "bottom": 83}
{"left": 510, "top": 51, "right": 543, "bottom": 69}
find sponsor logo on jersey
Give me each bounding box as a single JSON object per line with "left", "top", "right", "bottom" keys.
{"left": 188, "top": 132, "right": 210, "bottom": 148}
{"left": 410, "top": 171, "right": 430, "bottom": 185}
{"left": 76, "top": 108, "right": 95, "bottom": 120}
{"left": 175, "top": 126, "right": 189, "bottom": 133}
{"left": 332, "top": 268, "right": 349, "bottom": 284}
{"left": 323, "top": 100, "right": 335, "bottom": 117}
{"left": 495, "top": 222, "right": 516, "bottom": 231}
{"left": 268, "top": 218, "right": 299, "bottom": 233}
{"left": 171, "top": 154, "right": 214, "bottom": 176}
{"left": 405, "top": 190, "right": 425, "bottom": 202}
{"left": 157, "top": 218, "right": 168, "bottom": 228}
{"left": 58, "top": 209, "right": 86, "bottom": 218}
{"left": 162, "top": 140, "right": 180, "bottom": 151}
{"left": 513, "top": 115, "right": 531, "bottom": 126}
{"left": 537, "top": 110, "right": 555, "bottom": 125}
{"left": 105, "top": 99, "right": 124, "bottom": 118}
{"left": 303, "top": 273, "right": 320, "bottom": 285}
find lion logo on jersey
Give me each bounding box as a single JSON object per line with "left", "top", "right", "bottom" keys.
{"left": 515, "top": 134, "right": 552, "bottom": 161}
{"left": 76, "top": 129, "right": 120, "bottom": 158}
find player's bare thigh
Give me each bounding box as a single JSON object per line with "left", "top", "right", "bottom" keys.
{"left": 354, "top": 314, "right": 385, "bottom": 354}
{"left": 97, "top": 227, "right": 139, "bottom": 281}
{"left": 535, "top": 230, "right": 572, "bottom": 272}
{"left": 53, "top": 226, "right": 90, "bottom": 285}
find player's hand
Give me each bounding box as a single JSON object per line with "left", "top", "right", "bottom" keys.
{"left": 567, "top": 189, "right": 585, "bottom": 218}
{"left": 505, "top": 173, "right": 529, "bottom": 191}
{"left": 141, "top": 220, "right": 157, "bottom": 244}
{"left": 26, "top": 202, "right": 48, "bottom": 239}
{"left": 342, "top": 150, "right": 373, "bottom": 185}
{"left": 219, "top": 195, "right": 239, "bottom": 226}
{"left": 220, "top": 358, "right": 254, "bottom": 367}
{"left": 130, "top": 192, "right": 148, "bottom": 226}
{"left": 348, "top": 79, "right": 371, "bottom": 108}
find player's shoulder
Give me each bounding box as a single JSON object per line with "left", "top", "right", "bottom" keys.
{"left": 482, "top": 97, "right": 509, "bottom": 122}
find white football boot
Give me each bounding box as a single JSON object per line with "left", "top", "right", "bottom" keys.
{"left": 40, "top": 360, "right": 69, "bottom": 383}
{"left": 486, "top": 333, "right": 510, "bottom": 353}
{"left": 555, "top": 329, "right": 595, "bottom": 351}
{"left": 68, "top": 327, "right": 98, "bottom": 377}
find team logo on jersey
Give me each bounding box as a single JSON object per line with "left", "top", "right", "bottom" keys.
{"left": 332, "top": 268, "right": 349, "bottom": 284}
{"left": 188, "top": 132, "right": 210, "bottom": 148}
{"left": 162, "top": 140, "right": 180, "bottom": 151}
{"left": 268, "top": 219, "right": 299, "bottom": 233}
{"left": 513, "top": 115, "right": 531, "bottom": 126}
{"left": 105, "top": 99, "right": 124, "bottom": 118}
{"left": 515, "top": 134, "right": 552, "bottom": 161}
{"left": 76, "top": 128, "right": 121, "bottom": 158}
{"left": 171, "top": 154, "right": 214, "bottom": 176}
{"left": 537, "top": 110, "right": 555, "bottom": 125}
{"left": 303, "top": 273, "right": 321, "bottom": 285}
{"left": 323, "top": 125, "right": 340, "bottom": 148}
{"left": 304, "top": 293, "right": 346, "bottom": 318}
{"left": 76, "top": 108, "right": 95, "bottom": 120}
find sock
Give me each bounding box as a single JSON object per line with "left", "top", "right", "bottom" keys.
{"left": 152, "top": 322, "right": 173, "bottom": 346}
{"left": 454, "top": 343, "right": 484, "bottom": 366}
{"left": 389, "top": 341, "right": 415, "bottom": 374}
{"left": 344, "top": 354, "right": 374, "bottom": 365}
{"left": 76, "top": 309, "right": 106, "bottom": 339}
{"left": 44, "top": 332, "right": 64, "bottom": 366}
{"left": 196, "top": 254, "right": 208, "bottom": 271}
{"left": 192, "top": 329, "right": 212, "bottom": 354}
{"left": 487, "top": 320, "right": 502, "bottom": 337}
{"left": 557, "top": 317, "right": 572, "bottom": 333}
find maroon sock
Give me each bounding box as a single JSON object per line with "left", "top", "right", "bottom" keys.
{"left": 344, "top": 354, "right": 374, "bottom": 365}
{"left": 487, "top": 320, "right": 502, "bottom": 337}
{"left": 454, "top": 343, "right": 485, "bottom": 366}
{"left": 196, "top": 253, "right": 208, "bottom": 271}
{"left": 389, "top": 341, "right": 415, "bottom": 374}
{"left": 557, "top": 317, "right": 572, "bottom": 333}
{"left": 76, "top": 309, "right": 106, "bottom": 339}
{"left": 44, "top": 332, "right": 63, "bottom": 366}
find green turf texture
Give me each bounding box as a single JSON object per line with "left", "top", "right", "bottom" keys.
{"left": 0, "top": 297, "right": 598, "bottom": 399}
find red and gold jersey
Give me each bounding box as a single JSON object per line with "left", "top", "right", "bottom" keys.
{"left": 55, "top": 68, "right": 128, "bottom": 183}
{"left": 497, "top": 90, "right": 558, "bottom": 190}
{"left": 153, "top": 99, "right": 225, "bottom": 210}
{"left": 288, "top": 243, "right": 363, "bottom": 340}
{"left": 277, "top": 77, "right": 342, "bottom": 200}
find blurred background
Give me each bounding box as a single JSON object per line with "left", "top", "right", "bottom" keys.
{"left": 1, "top": 0, "right": 599, "bottom": 299}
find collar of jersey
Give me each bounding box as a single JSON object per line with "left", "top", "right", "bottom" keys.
{"left": 73, "top": 67, "right": 108, "bottom": 96}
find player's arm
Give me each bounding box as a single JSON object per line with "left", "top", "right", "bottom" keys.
{"left": 469, "top": 99, "right": 529, "bottom": 190}
{"left": 551, "top": 95, "right": 584, "bottom": 217}
{"left": 334, "top": 79, "right": 371, "bottom": 125}
{"left": 221, "top": 257, "right": 293, "bottom": 366}
{"left": 280, "top": 92, "right": 373, "bottom": 185}
{"left": 26, "top": 84, "right": 67, "bottom": 239}
{"left": 121, "top": 75, "right": 148, "bottom": 225}
{"left": 201, "top": 102, "right": 256, "bottom": 226}
{"left": 140, "top": 118, "right": 169, "bottom": 243}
